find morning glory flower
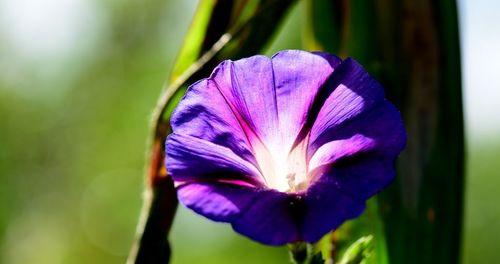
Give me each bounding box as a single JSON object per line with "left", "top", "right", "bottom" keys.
{"left": 166, "top": 50, "right": 406, "bottom": 245}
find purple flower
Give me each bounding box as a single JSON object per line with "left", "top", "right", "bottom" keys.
{"left": 166, "top": 50, "right": 406, "bottom": 245}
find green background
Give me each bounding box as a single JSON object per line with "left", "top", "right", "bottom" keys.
{"left": 0, "top": 0, "right": 497, "bottom": 263}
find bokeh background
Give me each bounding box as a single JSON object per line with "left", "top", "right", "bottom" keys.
{"left": 0, "top": 0, "right": 498, "bottom": 263}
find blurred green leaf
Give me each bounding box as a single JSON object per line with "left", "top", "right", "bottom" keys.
{"left": 169, "top": 0, "right": 217, "bottom": 82}
{"left": 302, "top": 0, "right": 343, "bottom": 53}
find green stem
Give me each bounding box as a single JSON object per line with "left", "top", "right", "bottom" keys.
{"left": 289, "top": 242, "right": 311, "bottom": 264}
{"left": 126, "top": 177, "right": 178, "bottom": 264}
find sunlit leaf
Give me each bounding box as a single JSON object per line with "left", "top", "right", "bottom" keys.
{"left": 169, "top": 0, "right": 217, "bottom": 82}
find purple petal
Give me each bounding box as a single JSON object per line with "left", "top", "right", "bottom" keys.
{"left": 231, "top": 190, "right": 302, "bottom": 245}
{"left": 178, "top": 182, "right": 302, "bottom": 245}
{"left": 326, "top": 156, "right": 398, "bottom": 201}
{"left": 210, "top": 57, "right": 279, "bottom": 147}
{"left": 177, "top": 182, "right": 257, "bottom": 222}
{"left": 308, "top": 134, "right": 375, "bottom": 173}
{"left": 208, "top": 51, "right": 343, "bottom": 150}
{"left": 307, "top": 58, "right": 386, "bottom": 157}
{"left": 165, "top": 51, "right": 407, "bottom": 246}
{"left": 302, "top": 174, "right": 366, "bottom": 242}
{"left": 271, "top": 50, "right": 341, "bottom": 148}
{"left": 171, "top": 78, "right": 255, "bottom": 163}
{"left": 308, "top": 102, "right": 406, "bottom": 172}
{"left": 166, "top": 133, "right": 263, "bottom": 186}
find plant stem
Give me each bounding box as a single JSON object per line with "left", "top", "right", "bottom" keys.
{"left": 126, "top": 177, "right": 178, "bottom": 264}
{"left": 289, "top": 242, "right": 310, "bottom": 264}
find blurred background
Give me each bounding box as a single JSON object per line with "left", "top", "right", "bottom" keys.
{"left": 0, "top": 0, "right": 498, "bottom": 263}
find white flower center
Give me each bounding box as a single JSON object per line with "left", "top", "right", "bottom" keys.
{"left": 253, "top": 141, "right": 309, "bottom": 192}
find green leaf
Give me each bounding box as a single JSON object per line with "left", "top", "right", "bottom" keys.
{"left": 303, "top": 0, "right": 464, "bottom": 263}
{"left": 169, "top": 0, "right": 217, "bottom": 82}
{"left": 302, "top": 0, "right": 343, "bottom": 53}
{"left": 339, "top": 235, "right": 373, "bottom": 264}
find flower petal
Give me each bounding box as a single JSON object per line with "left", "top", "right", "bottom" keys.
{"left": 210, "top": 57, "right": 279, "bottom": 147}
{"left": 302, "top": 174, "right": 366, "bottom": 242}
{"left": 166, "top": 52, "right": 407, "bottom": 246}
{"left": 171, "top": 78, "right": 255, "bottom": 163}
{"left": 308, "top": 102, "right": 406, "bottom": 172}
{"left": 308, "top": 135, "right": 375, "bottom": 173}
{"left": 326, "top": 156, "right": 397, "bottom": 201}
{"left": 271, "top": 50, "right": 341, "bottom": 149}
{"left": 231, "top": 190, "right": 302, "bottom": 245}
{"left": 178, "top": 182, "right": 302, "bottom": 245}
{"left": 177, "top": 182, "right": 257, "bottom": 222}
{"left": 166, "top": 133, "right": 263, "bottom": 186}
{"left": 307, "top": 58, "right": 386, "bottom": 157}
